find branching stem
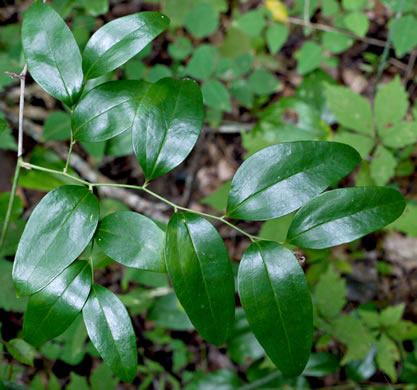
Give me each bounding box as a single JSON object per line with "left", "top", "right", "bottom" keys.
{"left": 16, "top": 161, "right": 261, "bottom": 242}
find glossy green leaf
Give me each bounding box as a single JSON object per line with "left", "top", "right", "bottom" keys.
{"left": 83, "top": 285, "right": 138, "bottom": 382}
{"left": 72, "top": 80, "right": 151, "bottom": 142}
{"left": 13, "top": 185, "right": 99, "bottom": 297}
{"left": 23, "top": 261, "right": 92, "bottom": 346}
{"left": 226, "top": 141, "right": 361, "bottom": 221}
{"left": 287, "top": 187, "right": 405, "bottom": 249}
{"left": 165, "top": 213, "right": 235, "bottom": 345}
{"left": 133, "top": 78, "right": 204, "bottom": 180}
{"left": 82, "top": 12, "right": 169, "bottom": 79}
{"left": 238, "top": 241, "right": 313, "bottom": 376}
{"left": 96, "top": 211, "right": 166, "bottom": 272}
{"left": 22, "top": 2, "right": 83, "bottom": 106}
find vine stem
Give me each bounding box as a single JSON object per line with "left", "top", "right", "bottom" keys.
{"left": 16, "top": 161, "right": 261, "bottom": 242}
{"left": 64, "top": 131, "right": 75, "bottom": 173}
{"left": 0, "top": 63, "right": 27, "bottom": 250}
{"left": 0, "top": 161, "right": 22, "bottom": 248}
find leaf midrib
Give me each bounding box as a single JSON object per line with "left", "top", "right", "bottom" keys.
{"left": 21, "top": 191, "right": 90, "bottom": 289}
{"left": 228, "top": 154, "right": 341, "bottom": 217}
{"left": 289, "top": 198, "right": 404, "bottom": 241}
{"left": 257, "top": 243, "right": 295, "bottom": 367}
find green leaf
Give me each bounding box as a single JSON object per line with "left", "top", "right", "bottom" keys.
{"left": 78, "top": 0, "right": 108, "bottom": 16}
{"left": 230, "top": 79, "right": 254, "bottom": 107}
{"left": 388, "top": 202, "right": 417, "bottom": 237}
{"left": 168, "top": 37, "right": 193, "bottom": 61}
{"left": 165, "top": 213, "right": 235, "bottom": 345}
{"left": 322, "top": 32, "right": 354, "bottom": 54}
{"left": 23, "top": 261, "right": 92, "bottom": 346}
{"left": 186, "top": 45, "right": 218, "bottom": 81}
{"left": 392, "top": 15, "right": 417, "bottom": 58}
{"left": 380, "top": 122, "right": 417, "bottom": 149}
{"left": 248, "top": 69, "right": 280, "bottom": 95}
{"left": 219, "top": 27, "right": 252, "bottom": 59}
{"left": 304, "top": 353, "right": 340, "bottom": 376}
{"left": 295, "top": 42, "right": 322, "bottom": 75}
{"left": 72, "top": 80, "right": 151, "bottom": 142}
{"left": 370, "top": 145, "right": 397, "bottom": 186}
{"left": 42, "top": 111, "right": 71, "bottom": 141}
{"left": 91, "top": 363, "right": 120, "bottom": 390}
{"left": 226, "top": 141, "right": 361, "bottom": 221}
{"left": 344, "top": 11, "right": 369, "bottom": 37}
{"left": 227, "top": 308, "right": 264, "bottom": 364}
{"left": 287, "top": 187, "right": 405, "bottom": 249}
{"left": 376, "top": 334, "right": 400, "bottom": 381}
{"left": 200, "top": 181, "right": 231, "bottom": 212}
{"left": 258, "top": 213, "right": 294, "bottom": 244}
{"left": 161, "top": 0, "right": 194, "bottom": 27}
{"left": 342, "top": 0, "right": 368, "bottom": 9}
{"left": 266, "top": 23, "right": 288, "bottom": 54}
{"left": 147, "top": 293, "right": 194, "bottom": 330}
{"left": 0, "top": 192, "right": 23, "bottom": 223}
{"left": 346, "top": 347, "right": 377, "bottom": 381}
{"left": 82, "top": 12, "right": 170, "bottom": 79}
{"left": 83, "top": 285, "right": 138, "bottom": 382}
{"left": 202, "top": 80, "right": 232, "bottom": 112}
{"left": 235, "top": 10, "right": 266, "bottom": 37}
{"left": 12, "top": 185, "right": 99, "bottom": 297}
{"left": 67, "top": 372, "right": 90, "bottom": 390}
{"left": 325, "top": 85, "right": 373, "bottom": 135}
{"left": 147, "top": 64, "right": 173, "bottom": 83}
{"left": 380, "top": 304, "right": 405, "bottom": 327}
{"left": 0, "top": 120, "right": 17, "bottom": 151}
{"left": 133, "top": 78, "right": 204, "bottom": 180}
{"left": 238, "top": 241, "right": 313, "bottom": 376}
{"left": 322, "top": 0, "right": 340, "bottom": 16}
{"left": 329, "top": 315, "right": 376, "bottom": 364}
{"left": 191, "top": 370, "right": 241, "bottom": 389}
{"left": 22, "top": 2, "right": 83, "bottom": 106}
{"left": 0, "top": 258, "right": 28, "bottom": 312}
{"left": 184, "top": 2, "right": 218, "bottom": 38}
{"left": 375, "top": 76, "right": 408, "bottom": 131}
{"left": 96, "top": 211, "right": 166, "bottom": 272}
{"left": 314, "top": 266, "right": 346, "bottom": 319}
{"left": 332, "top": 130, "right": 375, "bottom": 159}
{"left": 5, "top": 339, "right": 37, "bottom": 367}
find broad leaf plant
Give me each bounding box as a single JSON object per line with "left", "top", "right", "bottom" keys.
{"left": 3, "top": 1, "right": 406, "bottom": 382}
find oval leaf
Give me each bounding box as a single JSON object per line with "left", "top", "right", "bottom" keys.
{"left": 23, "top": 261, "right": 92, "bottom": 346}
{"left": 22, "top": 2, "right": 83, "bottom": 106}
{"left": 226, "top": 141, "right": 361, "bottom": 221}
{"left": 12, "top": 185, "right": 99, "bottom": 297}
{"left": 96, "top": 211, "right": 166, "bottom": 272}
{"left": 238, "top": 241, "right": 313, "bottom": 376}
{"left": 133, "top": 78, "right": 204, "bottom": 180}
{"left": 287, "top": 187, "right": 406, "bottom": 249}
{"left": 72, "top": 80, "right": 151, "bottom": 142}
{"left": 83, "top": 285, "right": 138, "bottom": 382}
{"left": 82, "top": 12, "right": 170, "bottom": 79}
{"left": 165, "top": 213, "right": 235, "bottom": 346}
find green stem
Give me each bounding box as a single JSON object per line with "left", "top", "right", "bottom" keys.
{"left": 0, "top": 160, "right": 22, "bottom": 249}
{"left": 16, "top": 162, "right": 260, "bottom": 242}
{"left": 64, "top": 132, "right": 76, "bottom": 173}
{"left": 20, "top": 161, "right": 91, "bottom": 186}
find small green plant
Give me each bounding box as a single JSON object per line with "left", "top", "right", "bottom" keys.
{"left": 2, "top": 1, "right": 407, "bottom": 383}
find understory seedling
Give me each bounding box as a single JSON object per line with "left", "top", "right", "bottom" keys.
{"left": 2, "top": 1, "right": 406, "bottom": 382}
